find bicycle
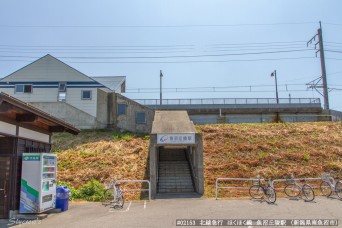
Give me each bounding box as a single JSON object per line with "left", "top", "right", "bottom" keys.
{"left": 320, "top": 171, "right": 342, "bottom": 199}
{"left": 103, "top": 178, "right": 125, "bottom": 208}
{"left": 249, "top": 176, "right": 277, "bottom": 204}
{"left": 284, "top": 174, "right": 315, "bottom": 202}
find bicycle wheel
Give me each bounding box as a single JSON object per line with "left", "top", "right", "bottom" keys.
{"left": 320, "top": 181, "right": 332, "bottom": 197}
{"left": 114, "top": 192, "right": 124, "bottom": 209}
{"left": 249, "top": 185, "right": 264, "bottom": 199}
{"left": 103, "top": 188, "right": 114, "bottom": 204}
{"left": 302, "top": 184, "right": 315, "bottom": 202}
{"left": 265, "top": 186, "right": 276, "bottom": 204}
{"left": 335, "top": 181, "right": 342, "bottom": 199}
{"left": 284, "top": 184, "right": 301, "bottom": 198}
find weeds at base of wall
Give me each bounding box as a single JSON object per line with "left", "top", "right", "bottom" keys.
{"left": 57, "top": 179, "right": 148, "bottom": 202}
{"left": 112, "top": 131, "right": 149, "bottom": 141}
{"left": 57, "top": 179, "right": 105, "bottom": 201}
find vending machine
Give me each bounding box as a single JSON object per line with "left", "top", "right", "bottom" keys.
{"left": 19, "top": 153, "right": 57, "bottom": 213}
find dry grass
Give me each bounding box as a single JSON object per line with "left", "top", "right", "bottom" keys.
{"left": 202, "top": 122, "right": 342, "bottom": 197}
{"left": 52, "top": 122, "right": 342, "bottom": 199}
{"left": 53, "top": 130, "right": 149, "bottom": 189}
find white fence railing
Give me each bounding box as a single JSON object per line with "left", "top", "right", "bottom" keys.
{"left": 271, "top": 178, "right": 323, "bottom": 190}
{"left": 115, "top": 180, "right": 151, "bottom": 201}
{"left": 215, "top": 178, "right": 265, "bottom": 200}
{"left": 216, "top": 177, "right": 326, "bottom": 200}
{"left": 135, "top": 98, "right": 321, "bottom": 106}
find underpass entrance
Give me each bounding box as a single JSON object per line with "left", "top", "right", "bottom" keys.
{"left": 149, "top": 111, "right": 204, "bottom": 198}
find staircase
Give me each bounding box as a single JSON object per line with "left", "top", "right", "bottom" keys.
{"left": 158, "top": 148, "right": 195, "bottom": 193}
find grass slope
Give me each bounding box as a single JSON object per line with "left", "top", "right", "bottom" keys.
{"left": 52, "top": 122, "right": 342, "bottom": 198}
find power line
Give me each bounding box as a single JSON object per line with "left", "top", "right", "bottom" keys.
{"left": 324, "top": 22, "right": 342, "bottom": 27}
{"left": 0, "top": 41, "right": 306, "bottom": 48}
{"left": 0, "top": 49, "right": 314, "bottom": 60}
{"left": 0, "top": 45, "right": 306, "bottom": 51}
{"left": 0, "top": 45, "right": 312, "bottom": 55}
{"left": 326, "top": 49, "right": 342, "bottom": 54}
{"left": 0, "top": 56, "right": 321, "bottom": 63}
{"left": 0, "top": 22, "right": 316, "bottom": 28}
{"left": 326, "top": 41, "right": 342, "bottom": 45}
{"left": 0, "top": 43, "right": 307, "bottom": 52}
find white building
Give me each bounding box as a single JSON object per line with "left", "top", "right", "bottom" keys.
{"left": 0, "top": 54, "right": 154, "bottom": 131}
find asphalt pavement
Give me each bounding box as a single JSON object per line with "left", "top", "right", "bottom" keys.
{"left": 1, "top": 196, "right": 341, "bottom": 228}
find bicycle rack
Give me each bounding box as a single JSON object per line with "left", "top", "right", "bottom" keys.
{"left": 115, "top": 180, "right": 151, "bottom": 201}
{"left": 215, "top": 178, "right": 265, "bottom": 200}
{"left": 271, "top": 178, "right": 322, "bottom": 190}
{"left": 216, "top": 177, "right": 324, "bottom": 200}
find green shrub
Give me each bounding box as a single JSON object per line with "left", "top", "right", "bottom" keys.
{"left": 57, "top": 179, "right": 106, "bottom": 201}
{"left": 78, "top": 179, "right": 105, "bottom": 201}
{"left": 56, "top": 180, "right": 81, "bottom": 201}
{"left": 112, "top": 131, "right": 148, "bottom": 141}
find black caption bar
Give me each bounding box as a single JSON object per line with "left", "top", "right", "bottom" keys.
{"left": 176, "top": 219, "right": 338, "bottom": 226}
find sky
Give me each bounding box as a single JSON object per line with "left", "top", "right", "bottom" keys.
{"left": 1, "top": 0, "right": 342, "bottom": 111}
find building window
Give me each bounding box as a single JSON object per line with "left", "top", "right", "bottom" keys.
{"left": 58, "top": 92, "right": 66, "bottom": 102}
{"left": 15, "top": 84, "right": 32, "bottom": 93}
{"left": 58, "top": 82, "right": 66, "bottom": 92}
{"left": 136, "top": 112, "right": 146, "bottom": 124}
{"left": 81, "top": 90, "right": 92, "bottom": 100}
{"left": 118, "top": 103, "right": 127, "bottom": 115}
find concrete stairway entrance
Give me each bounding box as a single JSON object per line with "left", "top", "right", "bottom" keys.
{"left": 158, "top": 148, "right": 195, "bottom": 193}
{"left": 149, "top": 110, "right": 204, "bottom": 198}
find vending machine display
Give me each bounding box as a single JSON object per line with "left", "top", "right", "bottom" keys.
{"left": 19, "top": 153, "right": 57, "bottom": 213}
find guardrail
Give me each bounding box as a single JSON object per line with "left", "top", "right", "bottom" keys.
{"left": 115, "top": 180, "right": 151, "bottom": 201}
{"left": 216, "top": 177, "right": 326, "bottom": 200}
{"left": 134, "top": 98, "right": 321, "bottom": 106}
{"left": 271, "top": 178, "right": 323, "bottom": 190}
{"left": 215, "top": 178, "right": 265, "bottom": 200}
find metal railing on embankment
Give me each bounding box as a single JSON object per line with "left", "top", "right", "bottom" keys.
{"left": 115, "top": 180, "right": 151, "bottom": 201}
{"left": 134, "top": 98, "right": 320, "bottom": 106}
{"left": 215, "top": 178, "right": 265, "bottom": 200}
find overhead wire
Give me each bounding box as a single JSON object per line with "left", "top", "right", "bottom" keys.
{"left": 0, "top": 49, "right": 315, "bottom": 60}
{"left": 0, "top": 22, "right": 316, "bottom": 28}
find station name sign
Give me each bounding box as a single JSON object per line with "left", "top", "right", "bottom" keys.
{"left": 157, "top": 133, "right": 196, "bottom": 145}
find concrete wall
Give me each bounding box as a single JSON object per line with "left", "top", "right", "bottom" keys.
{"left": 0, "top": 86, "right": 99, "bottom": 117}
{"left": 0, "top": 87, "right": 59, "bottom": 103}
{"left": 66, "top": 88, "right": 98, "bottom": 117}
{"left": 149, "top": 135, "right": 158, "bottom": 199}
{"left": 149, "top": 134, "right": 204, "bottom": 198}
{"left": 116, "top": 94, "right": 154, "bottom": 133}
{"left": 189, "top": 113, "right": 323, "bottom": 125}
{"left": 96, "top": 89, "right": 110, "bottom": 127}
{"left": 31, "top": 102, "right": 105, "bottom": 129}
{"left": 330, "top": 110, "right": 342, "bottom": 121}
{"left": 186, "top": 134, "right": 204, "bottom": 195}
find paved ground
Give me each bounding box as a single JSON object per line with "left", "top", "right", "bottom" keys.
{"left": 1, "top": 197, "right": 341, "bottom": 228}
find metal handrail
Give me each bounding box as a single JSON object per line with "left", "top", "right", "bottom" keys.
{"left": 115, "top": 180, "right": 151, "bottom": 201}
{"left": 134, "top": 98, "right": 321, "bottom": 106}
{"left": 215, "top": 177, "right": 265, "bottom": 200}
{"left": 186, "top": 151, "right": 198, "bottom": 180}
{"left": 271, "top": 178, "right": 322, "bottom": 190}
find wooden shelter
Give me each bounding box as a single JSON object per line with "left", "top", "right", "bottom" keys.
{"left": 0, "top": 92, "right": 79, "bottom": 219}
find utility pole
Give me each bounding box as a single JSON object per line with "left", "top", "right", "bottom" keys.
{"left": 307, "top": 21, "right": 329, "bottom": 110}
{"left": 160, "top": 70, "right": 163, "bottom": 105}
{"left": 270, "top": 70, "right": 279, "bottom": 104}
